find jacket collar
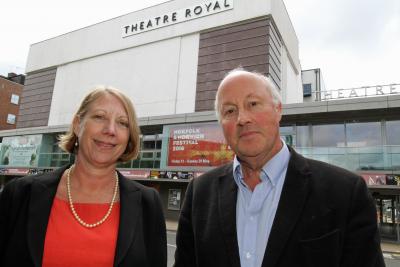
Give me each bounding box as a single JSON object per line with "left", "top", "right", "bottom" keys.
{"left": 27, "top": 165, "right": 68, "bottom": 267}
{"left": 113, "top": 172, "right": 141, "bottom": 266}
{"left": 262, "top": 146, "right": 311, "bottom": 267}
{"left": 217, "top": 163, "right": 241, "bottom": 267}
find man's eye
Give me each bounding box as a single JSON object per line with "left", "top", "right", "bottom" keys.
{"left": 250, "top": 101, "right": 258, "bottom": 107}
{"left": 224, "top": 109, "right": 235, "bottom": 116}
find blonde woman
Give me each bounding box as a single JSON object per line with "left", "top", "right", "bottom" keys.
{"left": 0, "top": 87, "right": 167, "bottom": 267}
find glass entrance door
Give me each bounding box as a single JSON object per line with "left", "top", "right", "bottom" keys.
{"left": 376, "top": 196, "right": 400, "bottom": 242}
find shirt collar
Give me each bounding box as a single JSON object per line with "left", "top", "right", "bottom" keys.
{"left": 233, "top": 140, "right": 290, "bottom": 188}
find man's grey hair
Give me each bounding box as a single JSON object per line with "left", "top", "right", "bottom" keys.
{"left": 214, "top": 67, "right": 282, "bottom": 121}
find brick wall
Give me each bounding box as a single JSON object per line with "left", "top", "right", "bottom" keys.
{"left": 0, "top": 77, "right": 23, "bottom": 130}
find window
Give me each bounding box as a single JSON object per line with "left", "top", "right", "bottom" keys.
{"left": 386, "top": 120, "right": 400, "bottom": 145}
{"left": 10, "top": 94, "right": 19, "bottom": 105}
{"left": 346, "top": 121, "right": 382, "bottom": 147}
{"left": 6, "top": 114, "right": 16, "bottom": 124}
{"left": 280, "top": 125, "right": 296, "bottom": 146}
{"left": 303, "top": 83, "right": 312, "bottom": 97}
{"left": 143, "top": 140, "right": 155, "bottom": 149}
{"left": 312, "top": 124, "right": 345, "bottom": 147}
{"left": 296, "top": 125, "right": 312, "bottom": 147}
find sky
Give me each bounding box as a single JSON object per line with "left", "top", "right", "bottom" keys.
{"left": 0, "top": 0, "right": 399, "bottom": 90}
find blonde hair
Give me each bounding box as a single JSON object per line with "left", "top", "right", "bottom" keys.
{"left": 58, "top": 86, "right": 140, "bottom": 162}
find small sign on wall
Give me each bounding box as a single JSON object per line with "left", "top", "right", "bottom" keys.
{"left": 168, "top": 189, "right": 182, "bottom": 210}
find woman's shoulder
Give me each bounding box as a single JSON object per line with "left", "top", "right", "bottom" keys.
{"left": 1, "top": 167, "right": 65, "bottom": 198}
{"left": 119, "top": 175, "right": 159, "bottom": 197}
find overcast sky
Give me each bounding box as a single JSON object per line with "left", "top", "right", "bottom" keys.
{"left": 0, "top": 0, "right": 399, "bottom": 90}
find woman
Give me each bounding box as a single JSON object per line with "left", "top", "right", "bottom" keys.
{"left": 0, "top": 87, "right": 167, "bottom": 267}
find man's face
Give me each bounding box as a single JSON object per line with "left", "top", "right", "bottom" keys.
{"left": 217, "top": 72, "right": 282, "bottom": 163}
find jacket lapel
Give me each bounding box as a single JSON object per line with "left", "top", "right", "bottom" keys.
{"left": 27, "top": 166, "right": 67, "bottom": 267}
{"left": 114, "top": 174, "right": 141, "bottom": 266}
{"left": 217, "top": 164, "right": 241, "bottom": 267}
{"left": 262, "top": 147, "right": 311, "bottom": 267}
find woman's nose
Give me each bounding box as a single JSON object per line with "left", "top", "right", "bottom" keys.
{"left": 103, "top": 120, "right": 116, "bottom": 135}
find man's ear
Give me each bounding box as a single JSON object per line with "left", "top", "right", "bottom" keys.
{"left": 276, "top": 103, "right": 282, "bottom": 120}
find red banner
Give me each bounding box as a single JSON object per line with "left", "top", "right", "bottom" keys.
{"left": 361, "top": 174, "right": 386, "bottom": 185}
{"left": 167, "top": 123, "right": 234, "bottom": 167}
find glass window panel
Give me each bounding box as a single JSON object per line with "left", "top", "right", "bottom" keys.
{"left": 140, "top": 160, "right": 154, "bottom": 168}
{"left": 386, "top": 120, "right": 400, "bottom": 145}
{"left": 132, "top": 159, "right": 140, "bottom": 168}
{"left": 329, "top": 154, "right": 348, "bottom": 169}
{"left": 312, "top": 124, "right": 345, "bottom": 147}
{"left": 280, "top": 125, "right": 295, "bottom": 134}
{"left": 346, "top": 121, "right": 382, "bottom": 147}
{"left": 303, "top": 83, "right": 312, "bottom": 97}
{"left": 296, "top": 125, "right": 311, "bottom": 147}
{"left": 143, "top": 141, "right": 155, "bottom": 149}
{"left": 280, "top": 125, "right": 296, "bottom": 146}
{"left": 10, "top": 94, "right": 19, "bottom": 104}
{"left": 359, "top": 153, "right": 384, "bottom": 171}
{"left": 117, "top": 161, "right": 131, "bottom": 168}
{"left": 154, "top": 160, "right": 160, "bottom": 168}
{"left": 391, "top": 154, "right": 400, "bottom": 170}
{"left": 6, "top": 114, "right": 16, "bottom": 124}
{"left": 142, "top": 152, "right": 154, "bottom": 159}
{"left": 156, "top": 140, "right": 162, "bottom": 149}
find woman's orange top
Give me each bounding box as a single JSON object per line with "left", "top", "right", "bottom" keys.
{"left": 42, "top": 197, "right": 120, "bottom": 267}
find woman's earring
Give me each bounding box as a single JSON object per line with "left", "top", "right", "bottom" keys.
{"left": 75, "top": 140, "right": 78, "bottom": 147}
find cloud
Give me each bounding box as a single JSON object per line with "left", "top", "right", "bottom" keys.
{"left": 284, "top": 0, "right": 400, "bottom": 89}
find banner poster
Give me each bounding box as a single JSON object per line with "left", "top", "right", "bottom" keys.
{"left": 361, "top": 173, "right": 386, "bottom": 185}
{"left": 0, "top": 135, "right": 42, "bottom": 167}
{"left": 167, "top": 122, "right": 234, "bottom": 167}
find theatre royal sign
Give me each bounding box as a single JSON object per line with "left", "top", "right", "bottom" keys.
{"left": 122, "top": 0, "right": 233, "bottom": 37}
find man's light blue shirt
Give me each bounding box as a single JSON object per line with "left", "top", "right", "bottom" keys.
{"left": 233, "top": 141, "right": 290, "bottom": 267}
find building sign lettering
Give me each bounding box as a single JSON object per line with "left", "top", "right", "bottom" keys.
{"left": 122, "top": 0, "right": 233, "bottom": 37}
{"left": 320, "top": 84, "right": 399, "bottom": 100}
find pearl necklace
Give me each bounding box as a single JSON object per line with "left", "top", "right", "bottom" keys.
{"left": 66, "top": 164, "right": 119, "bottom": 228}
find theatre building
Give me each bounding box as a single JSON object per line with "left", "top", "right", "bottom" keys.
{"left": 0, "top": 0, "right": 399, "bottom": 241}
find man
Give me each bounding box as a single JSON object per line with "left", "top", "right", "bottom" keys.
{"left": 174, "top": 68, "right": 384, "bottom": 267}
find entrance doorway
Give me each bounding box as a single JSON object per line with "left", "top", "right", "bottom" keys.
{"left": 376, "top": 196, "right": 400, "bottom": 242}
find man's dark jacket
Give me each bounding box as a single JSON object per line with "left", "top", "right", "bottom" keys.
{"left": 174, "top": 147, "right": 385, "bottom": 267}
{"left": 0, "top": 165, "right": 167, "bottom": 267}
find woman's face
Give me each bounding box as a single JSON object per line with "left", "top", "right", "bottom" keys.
{"left": 73, "top": 93, "right": 130, "bottom": 168}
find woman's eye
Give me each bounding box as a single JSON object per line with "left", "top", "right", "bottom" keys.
{"left": 119, "top": 121, "right": 129, "bottom": 128}
{"left": 93, "top": 114, "right": 105, "bottom": 120}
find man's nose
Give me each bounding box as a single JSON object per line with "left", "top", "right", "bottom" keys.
{"left": 237, "top": 109, "right": 251, "bottom": 125}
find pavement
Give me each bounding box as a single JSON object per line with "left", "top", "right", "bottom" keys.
{"left": 381, "top": 242, "right": 400, "bottom": 259}
{"left": 166, "top": 220, "right": 400, "bottom": 258}
{"left": 166, "top": 220, "right": 178, "bottom": 232}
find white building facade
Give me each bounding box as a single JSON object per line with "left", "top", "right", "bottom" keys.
{"left": 22, "top": 0, "right": 302, "bottom": 129}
